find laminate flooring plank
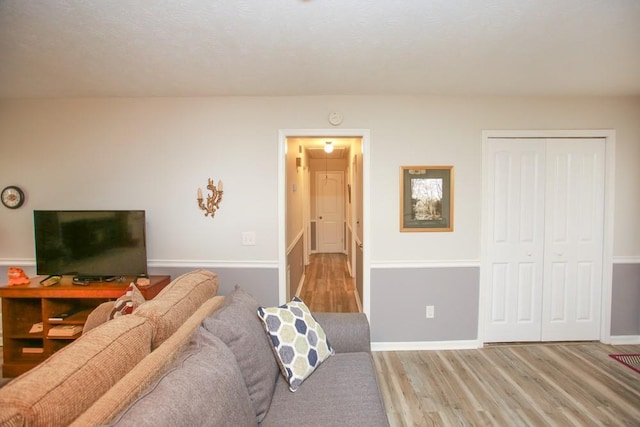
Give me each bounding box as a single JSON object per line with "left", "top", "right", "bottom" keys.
{"left": 373, "top": 343, "right": 640, "bottom": 426}
{"left": 299, "top": 253, "right": 358, "bottom": 313}
{"left": 380, "top": 351, "right": 430, "bottom": 426}
{"left": 457, "top": 349, "right": 535, "bottom": 425}
{"left": 509, "top": 346, "right": 610, "bottom": 422}
{"left": 542, "top": 344, "right": 640, "bottom": 422}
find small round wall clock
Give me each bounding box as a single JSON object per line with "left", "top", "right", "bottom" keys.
{"left": 1, "top": 185, "right": 25, "bottom": 209}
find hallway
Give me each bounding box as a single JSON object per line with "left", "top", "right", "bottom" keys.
{"left": 298, "top": 253, "right": 359, "bottom": 313}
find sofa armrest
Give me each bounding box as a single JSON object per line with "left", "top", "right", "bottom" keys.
{"left": 312, "top": 312, "right": 371, "bottom": 353}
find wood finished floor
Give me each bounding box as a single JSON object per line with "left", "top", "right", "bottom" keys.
{"left": 374, "top": 342, "right": 640, "bottom": 426}
{"left": 298, "top": 253, "right": 359, "bottom": 313}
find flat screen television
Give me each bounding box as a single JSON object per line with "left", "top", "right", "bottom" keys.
{"left": 34, "top": 210, "right": 148, "bottom": 280}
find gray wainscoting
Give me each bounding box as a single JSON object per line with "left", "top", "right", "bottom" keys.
{"left": 149, "top": 266, "right": 279, "bottom": 307}
{"left": 370, "top": 266, "right": 480, "bottom": 342}
{"left": 611, "top": 263, "right": 640, "bottom": 336}
{"left": 2, "top": 261, "right": 637, "bottom": 341}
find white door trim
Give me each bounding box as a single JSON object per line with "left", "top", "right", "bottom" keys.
{"left": 479, "top": 129, "right": 616, "bottom": 345}
{"left": 278, "top": 129, "right": 371, "bottom": 317}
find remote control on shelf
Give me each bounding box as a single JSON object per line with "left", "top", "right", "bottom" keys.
{"left": 40, "top": 275, "right": 61, "bottom": 287}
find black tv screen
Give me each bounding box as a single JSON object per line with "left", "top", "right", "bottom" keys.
{"left": 34, "top": 210, "right": 148, "bottom": 279}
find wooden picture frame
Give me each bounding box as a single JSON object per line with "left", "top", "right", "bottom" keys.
{"left": 400, "top": 166, "right": 454, "bottom": 232}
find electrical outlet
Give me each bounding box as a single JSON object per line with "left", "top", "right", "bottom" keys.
{"left": 426, "top": 305, "right": 435, "bottom": 319}
{"left": 241, "top": 232, "right": 256, "bottom": 246}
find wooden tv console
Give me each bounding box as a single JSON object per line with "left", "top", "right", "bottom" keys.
{"left": 0, "top": 275, "right": 170, "bottom": 377}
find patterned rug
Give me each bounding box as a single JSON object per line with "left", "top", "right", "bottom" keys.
{"left": 610, "top": 354, "right": 640, "bottom": 374}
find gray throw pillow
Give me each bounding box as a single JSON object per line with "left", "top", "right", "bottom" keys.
{"left": 202, "top": 286, "right": 279, "bottom": 423}
{"left": 109, "top": 326, "right": 255, "bottom": 427}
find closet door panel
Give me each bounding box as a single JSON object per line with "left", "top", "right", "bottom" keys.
{"left": 484, "top": 140, "right": 546, "bottom": 342}
{"left": 541, "top": 139, "right": 605, "bottom": 341}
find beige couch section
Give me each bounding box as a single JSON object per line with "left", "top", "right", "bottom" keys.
{"left": 0, "top": 269, "right": 220, "bottom": 427}
{"left": 0, "top": 315, "right": 153, "bottom": 427}
{"left": 134, "top": 269, "right": 219, "bottom": 348}
{"left": 71, "top": 296, "right": 225, "bottom": 426}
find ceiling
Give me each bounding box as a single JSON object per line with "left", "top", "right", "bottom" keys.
{"left": 1, "top": 0, "right": 639, "bottom": 99}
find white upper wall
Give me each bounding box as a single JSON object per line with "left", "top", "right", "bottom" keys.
{"left": 0, "top": 95, "right": 638, "bottom": 265}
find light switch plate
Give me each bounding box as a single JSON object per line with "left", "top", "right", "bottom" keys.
{"left": 242, "top": 232, "right": 256, "bottom": 246}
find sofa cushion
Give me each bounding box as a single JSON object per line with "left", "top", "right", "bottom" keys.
{"left": 110, "top": 283, "right": 145, "bottom": 319}
{"left": 0, "top": 315, "right": 153, "bottom": 427}
{"left": 108, "top": 326, "right": 255, "bottom": 427}
{"left": 71, "top": 296, "right": 225, "bottom": 427}
{"left": 203, "top": 286, "right": 279, "bottom": 423}
{"left": 258, "top": 297, "right": 334, "bottom": 392}
{"left": 261, "top": 352, "right": 389, "bottom": 427}
{"left": 134, "top": 269, "right": 218, "bottom": 348}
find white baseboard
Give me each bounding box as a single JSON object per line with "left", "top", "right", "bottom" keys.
{"left": 372, "top": 340, "right": 481, "bottom": 352}
{"left": 612, "top": 256, "right": 640, "bottom": 264}
{"left": 609, "top": 335, "right": 640, "bottom": 345}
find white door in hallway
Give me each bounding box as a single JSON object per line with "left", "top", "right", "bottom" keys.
{"left": 484, "top": 138, "right": 605, "bottom": 342}
{"left": 316, "top": 171, "right": 344, "bottom": 253}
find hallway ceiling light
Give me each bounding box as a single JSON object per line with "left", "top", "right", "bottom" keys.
{"left": 324, "top": 141, "right": 334, "bottom": 154}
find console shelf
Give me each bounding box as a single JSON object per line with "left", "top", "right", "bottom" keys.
{"left": 0, "top": 275, "right": 170, "bottom": 377}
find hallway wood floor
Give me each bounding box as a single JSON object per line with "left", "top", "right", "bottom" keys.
{"left": 374, "top": 342, "right": 640, "bottom": 426}
{"left": 298, "top": 253, "right": 359, "bottom": 313}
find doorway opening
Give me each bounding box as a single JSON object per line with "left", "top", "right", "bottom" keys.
{"left": 278, "top": 129, "right": 370, "bottom": 315}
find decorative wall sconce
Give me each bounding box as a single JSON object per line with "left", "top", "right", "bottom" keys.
{"left": 197, "top": 178, "right": 224, "bottom": 218}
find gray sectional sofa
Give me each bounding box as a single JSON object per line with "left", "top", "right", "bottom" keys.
{"left": 0, "top": 270, "right": 389, "bottom": 426}
{"left": 109, "top": 286, "right": 390, "bottom": 426}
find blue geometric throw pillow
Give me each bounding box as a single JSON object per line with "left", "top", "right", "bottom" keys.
{"left": 257, "top": 297, "right": 334, "bottom": 392}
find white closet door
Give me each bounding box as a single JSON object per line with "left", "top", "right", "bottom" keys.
{"left": 541, "top": 139, "right": 605, "bottom": 341}
{"left": 484, "top": 140, "right": 546, "bottom": 342}
{"left": 484, "top": 138, "right": 606, "bottom": 343}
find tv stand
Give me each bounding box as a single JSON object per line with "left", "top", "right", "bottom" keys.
{"left": 0, "top": 274, "right": 171, "bottom": 377}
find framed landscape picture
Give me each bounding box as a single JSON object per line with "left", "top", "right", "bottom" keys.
{"left": 400, "top": 165, "right": 454, "bottom": 232}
